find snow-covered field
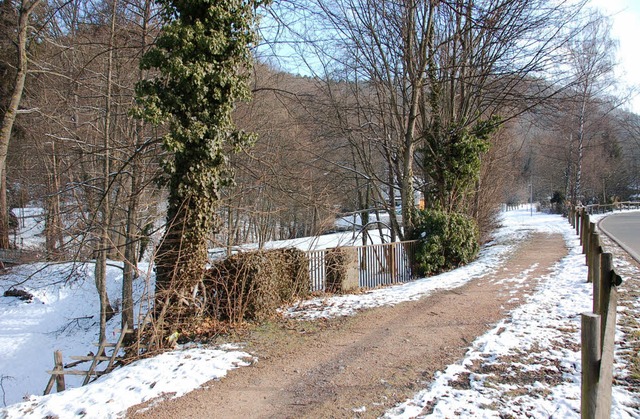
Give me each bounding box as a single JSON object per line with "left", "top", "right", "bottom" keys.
{"left": 0, "top": 207, "right": 638, "bottom": 418}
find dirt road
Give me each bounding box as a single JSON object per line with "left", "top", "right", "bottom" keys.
{"left": 128, "top": 232, "right": 567, "bottom": 418}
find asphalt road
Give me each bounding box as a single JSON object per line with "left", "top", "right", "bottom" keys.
{"left": 599, "top": 212, "right": 640, "bottom": 263}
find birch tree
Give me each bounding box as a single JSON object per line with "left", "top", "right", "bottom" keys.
{"left": 565, "top": 12, "right": 616, "bottom": 205}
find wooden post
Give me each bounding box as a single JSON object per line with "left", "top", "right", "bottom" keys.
{"left": 576, "top": 208, "right": 581, "bottom": 237}
{"left": 586, "top": 222, "right": 594, "bottom": 266}
{"left": 568, "top": 208, "right": 573, "bottom": 227}
{"left": 387, "top": 244, "right": 397, "bottom": 282}
{"left": 591, "top": 232, "right": 601, "bottom": 306}
{"left": 44, "top": 350, "right": 65, "bottom": 395}
{"left": 54, "top": 350, "right": 65, "bottom": 392}
{"left": 581, "top": 214, "right": 587, "bottom": 253}
{"left": 595, "top": 285, "right": 619, "bottom": 419}
{"left": 598, "top": 253, "right": 613, "bottom": 348}
{"left": 581, "top": 213, "right": 590, "bottom": 254}
{"left": 579, "top": 210, "right": 585, "bottom": 247}
{"left": 581, "top": 313, "right": 601, "bottom": 419}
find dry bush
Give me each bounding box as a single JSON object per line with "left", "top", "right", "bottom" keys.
{"left": 205, "top": 248, "right": 310, "bottom": 323}
{"left": 473, "top": 123, "right": 523, "bottom": 241}
{"left": 130, "top": 247, "right": 311, "bottom": 355}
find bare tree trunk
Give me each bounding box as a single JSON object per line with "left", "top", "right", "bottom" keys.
{"left": 575, "top": 96, "right": 587, "bottom": 204}
{"left": 387, "top": 161, "right": 398, "bottom": 243}
{"left": 0, "top": 0, "right": 40, "bottom": 248}
{"left": 564, "top": 134, "right": 573, "bottom": 206}
{"left": 122, "top": 182, "right": 137, "bottom": 330}
{"left": 0, "top": 167, "right": 7, "bottom": 248}
{"left": 121, "top": 0, "right": 153, "bottom": 333}
{"left": 95, "top": 0, "right": 119, "bottom": 342}
{"left": 45, "top": 141, "right": 64, "bottom": 257}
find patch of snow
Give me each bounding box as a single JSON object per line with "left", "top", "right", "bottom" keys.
{"left": 3, "top": 346, "right": 252, "bottom": 419}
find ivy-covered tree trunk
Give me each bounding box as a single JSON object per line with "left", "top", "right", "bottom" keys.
{"left": 136, "top": 0, "right": 265, "bottom": 329}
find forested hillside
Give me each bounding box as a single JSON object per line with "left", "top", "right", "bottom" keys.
{"left": 1, "top": 0, "right": 639, "bottom": 346}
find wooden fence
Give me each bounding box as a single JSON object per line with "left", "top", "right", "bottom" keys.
{"left": 44, "top": 325, "right": 132, "bottom": 395}
{"left": 570, "top": 201, "right": 640, "bottom": 217}
{"left": 570, "top": 207, "right": 625, "bottom": 419}
{"left": 306, "top": 240, "right": 418, "bottom": 293}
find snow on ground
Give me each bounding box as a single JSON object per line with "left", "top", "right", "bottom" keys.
{"left": 0, "top": 261, "right": 155, "bottom": 412}
{"left": 9, "top": 207, "right": 45, "bottom": 249}
{"left": 383, "top": 209, "right": 640, "bottom": 419}
{"left": 0, "top": 207, "right": 638, "bottom": 418}
{"left": 209, "top": 225, "right": 393, "bottom": 259}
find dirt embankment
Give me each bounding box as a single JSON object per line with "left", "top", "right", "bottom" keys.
{"left": 128, "top": 233, "right": 567, "bottom": 419}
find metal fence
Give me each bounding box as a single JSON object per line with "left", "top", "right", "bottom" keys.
{"left": 307, "top": 248, "right": 327, "bottom": 292}
{"left": 306, "top": 240, "right": 418, "bottom": 292}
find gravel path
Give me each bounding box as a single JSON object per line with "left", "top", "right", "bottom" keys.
{"left": 128, "top": 232, "right": 567, "bottom": 419}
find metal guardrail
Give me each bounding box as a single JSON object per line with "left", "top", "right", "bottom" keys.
{"left": 306, "top": 240, "right": 418, "bottom": 293}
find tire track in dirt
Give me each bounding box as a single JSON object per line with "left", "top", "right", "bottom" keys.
{"left": 128, "top": 232, "right": 567, "bottom": 419}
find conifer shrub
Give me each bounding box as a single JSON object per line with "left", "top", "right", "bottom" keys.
{"left": 411, "top": 210, "right": 479, "bottom": 276}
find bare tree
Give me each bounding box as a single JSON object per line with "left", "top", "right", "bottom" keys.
{"left": 227, "top": 65, "right": 348, "bottom": 247}
{"left": 0, "top": 0, "right": 42, "bottom": 248}
{"left": 563, "top": 11, "right": 617, "bottom": 205}
{"left": 267, "top": 0, "right": 589, "bottom": 237}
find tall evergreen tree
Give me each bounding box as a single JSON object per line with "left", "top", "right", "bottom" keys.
{"left": 136, "top": 0, "right": 266, "bottom": 326}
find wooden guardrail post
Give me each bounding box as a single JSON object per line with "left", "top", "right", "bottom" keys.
{"left": 598, "top": 253, "right": 612, "bottom": 341}
{"left": 597, "top": 254, "right": 622, "bottom": 346}
{"left": 581, "top": 313, "right": 601, "bottom": 419}
{"left": 589, "top": 231, "right": 600, "bottom": 292}
{"left": 583, "top": 213, "right": 590, "bottom": 254}
{"left": 579, "top": 209, "right": 585, "bottom": 247}
{"left": 585, "top": 222, "right": 594, "bottom": 266}
{"left": 568, "top": 207, "right": 574, "bottom": 227}
{"left": 582, "top": 254, "right": 618, "bottom": 419}
{"left": 595, "top": 281, "right": 619, "bottom": 419}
